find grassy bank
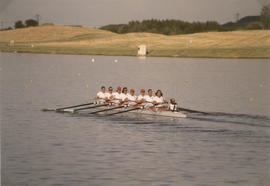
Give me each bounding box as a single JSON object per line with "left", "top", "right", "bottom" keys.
{"left": 0, "top": 25, "right": 269, "bottom": 58}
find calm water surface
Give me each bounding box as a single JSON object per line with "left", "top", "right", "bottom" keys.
{"left": 1, "top": 53, "right": 270, "bottom": 186}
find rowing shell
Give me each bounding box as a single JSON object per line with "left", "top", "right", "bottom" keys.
{"left": 63, "top": 106, "right": 187, "bottom": 118}
{"left": 123, "top": 108, "right": 187, "bottom": 118}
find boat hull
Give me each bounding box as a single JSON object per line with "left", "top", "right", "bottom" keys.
{"left": 64, "top": 106, "right": 187, "bottom": 118}
{"left": 126, "top": 108, "right": 187, "bottom": 118}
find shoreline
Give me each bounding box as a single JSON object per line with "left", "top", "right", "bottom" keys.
{"left": 1, "top": 51, "right": 269, "bottom": 59}
{"left": 1, "top": 46, "right": 269, "bottom": 59}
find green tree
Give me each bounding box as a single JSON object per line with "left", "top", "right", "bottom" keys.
{"left": 246, "top": 22, "right": 263, "bottom": 30}
{"left": 101, "top": 19, "right": 222, "bottom": 35}
{"left": 0, "top": 27, "right": 13, "bottom": 31}
{"left": 261, "top": 4, "right": 270, "bottom": 29}
{"left": 14, "top": 20, "right": 25, "bottom": 29}
{"left": 25, "top": 19, "right": 39, "bottom": 27}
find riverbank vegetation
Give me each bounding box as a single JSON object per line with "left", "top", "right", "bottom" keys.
{"left": 101, "top": 5, "right": 269, "bottom": 35}
{"left": 0, "top": 25, "right": 269, "bottom": 58}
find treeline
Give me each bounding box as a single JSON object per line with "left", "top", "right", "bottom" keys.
{"left": 14, "top": 19, "right": 39, "bottom": 29}
{"left": 101, "top": 20, "right": 222, "bottom": 35}
{"left": 223, "top": 5, "right": 270, "bottom": 31}
{"left": 0, "top": 19, "right": 39, "bottom": 31}
{"left": 101, "top": 5, "right": 270, "bottom": 35}
{"left": 1, "top": 5, "right": 269, "bottom": 34}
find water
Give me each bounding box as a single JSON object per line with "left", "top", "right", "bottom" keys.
{"left": 1, "top": 53, "right": 270, "bottom": 186}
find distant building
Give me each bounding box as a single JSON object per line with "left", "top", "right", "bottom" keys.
{"left": 9, "top": 40, "right": 14, "bottom": 46}
{"left": 137, "top": 45, "right": 147, "bottom": 56}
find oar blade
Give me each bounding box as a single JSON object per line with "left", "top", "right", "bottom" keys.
{"left": 57, "top": 109, "right": 75, "bottom": 113}
{"left": 41, "top": 108, "right": 56, "bottom": 112}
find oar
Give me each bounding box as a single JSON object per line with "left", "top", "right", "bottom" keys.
{"left": 42, "top": 102, "right": 95, "bottom": 112}
{"left": 72, "top": 103, "right": 109, "bottom": 112}
{"left": 179, "top": 107, "right": 208, "bottom": 114}
{"left": 88, "top": 105, "right": 125, "bottom": 114}
{"left": 56, "top": 102, "right": 95, "bottom": 111}
{"left": 107, "top": 107, "right": 141, "bottom": 116}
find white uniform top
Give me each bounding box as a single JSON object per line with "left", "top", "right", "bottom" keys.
{"left": 169, "top": 103, "right": 178, "bottom": 111}
{"left": 112, "top": 92, "right": 121, "bottom": 100}
{"left": 128, "top": 94, "right": 137, "bottom": 102}
{"left": 145, "top": 95, "right": 154, "bottom": 102}
{"left": 153, "top": 96, "right": 164, "bottom": 103}
{"left": 137, "top": 95, "right": 146, "bottom": 101}
{"left": 97, "top": 91, "right": 106, "bottom": 99}
{"left": 120, "top": 93, "right": 129, "bottom": 101}
{"left": 105, "top": 92, "right": 113, "bottom": 99}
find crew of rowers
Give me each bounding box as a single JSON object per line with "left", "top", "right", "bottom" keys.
{"left": 96, "top": 86, "right": 178, "bottom": 111}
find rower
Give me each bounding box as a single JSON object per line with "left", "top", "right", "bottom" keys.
{"left": 96, "top": 86, "right": 107, "bottom": 103}
{"left": 153, "top": 90, "right": 167, "bottom": 109}
{"left": 144, "top": 89, "right": 154, "bottom": 108}
{"left": 127, "top": 89, "right": 138, "bottom": 106}
{"left": 105, "top": 86, "right": 114, "bottom": 101}
{"left": 120, "top": 87, "right": 129, "bottom": 104}
{"left": 111, "top": 86, "right": 122, "bottom": 104}
{"left": 137, "top": 89, "right": 146, "bottom": 104}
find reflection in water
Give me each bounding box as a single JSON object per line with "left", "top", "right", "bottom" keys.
{"left": 1, "top": 53, "right": 270, "bottom": 185}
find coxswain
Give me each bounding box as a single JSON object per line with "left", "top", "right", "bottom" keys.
{"left": 169, "top": 98, "right": 178, "bottom": 112}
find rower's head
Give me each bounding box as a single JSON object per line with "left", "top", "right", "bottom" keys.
{"left": 116, "top": 86, "right": 121, "bottom": 93}
{"left": 155, "top": 90, "right": 163, "bottom": 97}
{"left": 122, "top": 87, "right": 128, "bottom": 94}
{"left": 101, "top": 86, "right": 106, "bottom": 93}
{"left": 140, "top": 89, "right": 145, "bottom": 96}
{"left": 147, "top": 89, "right": 153, "bottom": 96}
{"left": 108, "top": 86, "right": 113, "bottom": 93}
{"left": 170, "top": 98, "right": 176, "bottom": 104}
{"left": 130, "top": 89, "right": 135, "bottom": 96}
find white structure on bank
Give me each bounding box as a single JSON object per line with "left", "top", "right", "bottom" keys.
{"left": 137, "top": 45, "right": 147, "bottom": 56}
{"left": 9, "top": 40, "right": 14, "bottom": 46}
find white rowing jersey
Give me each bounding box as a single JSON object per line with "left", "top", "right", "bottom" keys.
{"left": 96, "top": 91, "right": 106, "bottom": 99}
{"left": 137, "top": 95, "right": 146, "bottom": 101}
{"left": 120, "top": 93, "right": 129, "bottom": 101}
{"left": 145, "top": 95, "right": 154, "bottom": 102}
{"left": 105, "top": 92, "right": 113, "bottom": 99}
{"left": 153, "top": 96, "right": 164, "bottom": 103}
{"left": 112, "top": 92, "right": 121, "bottom": 100}
{"left": 128, "top": 94, "right": 137, "bottom": 102}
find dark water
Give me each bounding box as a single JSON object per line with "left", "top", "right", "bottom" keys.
{"left": 1, "top": 53, "right": 270, "bottom": 186}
